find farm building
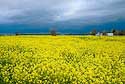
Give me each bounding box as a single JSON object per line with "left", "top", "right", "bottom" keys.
{"left": 96, "top": 32, "right": 114, "bottom": 36}
{"left": 107, "top": 33, "right": 114, "bottom": 36}
{"left": 96, "top": 32, "right": 103, "bottom": 36}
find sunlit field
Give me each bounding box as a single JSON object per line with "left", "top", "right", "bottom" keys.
{"left": 0, "top": 36, "right": 125, "bottom": 84}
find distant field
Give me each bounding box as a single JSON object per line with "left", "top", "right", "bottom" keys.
{"left": 0, "top": 36, "right": 125, "bottom": 84}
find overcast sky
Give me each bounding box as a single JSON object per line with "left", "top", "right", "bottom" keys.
{"left": 0, "top": 0, "right": 125, "bottom": 33}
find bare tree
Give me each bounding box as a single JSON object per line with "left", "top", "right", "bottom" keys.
{"left": 50, "top": 28, "right": 56, "bottom": 36}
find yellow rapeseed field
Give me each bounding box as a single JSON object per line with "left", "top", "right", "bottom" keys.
{"left": 0, "top": 36, "right": 125, "bottom": 84}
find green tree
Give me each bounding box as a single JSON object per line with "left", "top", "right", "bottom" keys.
{"left": 111, "top": 29, "right": 116, "bottom": 34}
{"left": 90, "top": 29, "right": 97, "bottom": 35}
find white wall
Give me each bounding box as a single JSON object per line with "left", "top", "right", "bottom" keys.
{"left": 107, "top": 33, "right": 113, "bottom": 36}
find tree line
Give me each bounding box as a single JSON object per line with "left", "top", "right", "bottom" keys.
{"left": 13, "top": 29, "right": 125, "bottom": 36}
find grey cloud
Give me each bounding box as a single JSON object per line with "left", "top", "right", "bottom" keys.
{"left": 0, "top": 0, "right": 125, "bottom": 25}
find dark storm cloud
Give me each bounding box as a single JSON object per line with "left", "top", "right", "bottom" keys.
{"left": 0, "top": 0, "right": 125, "bottom": 25}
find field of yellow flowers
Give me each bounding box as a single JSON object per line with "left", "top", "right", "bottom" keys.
{"left": 0, "top": 36, "right": 125, "bottom": 84}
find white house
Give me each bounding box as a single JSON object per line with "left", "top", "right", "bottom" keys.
{"left": 96, "top": 32, "right": 103, "bottom": 36}
{"left": 107, "top": 33, "right": 114, "bottom": 36}
{"left": 96, "top": 32, "right": 114, "bottom": 36}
